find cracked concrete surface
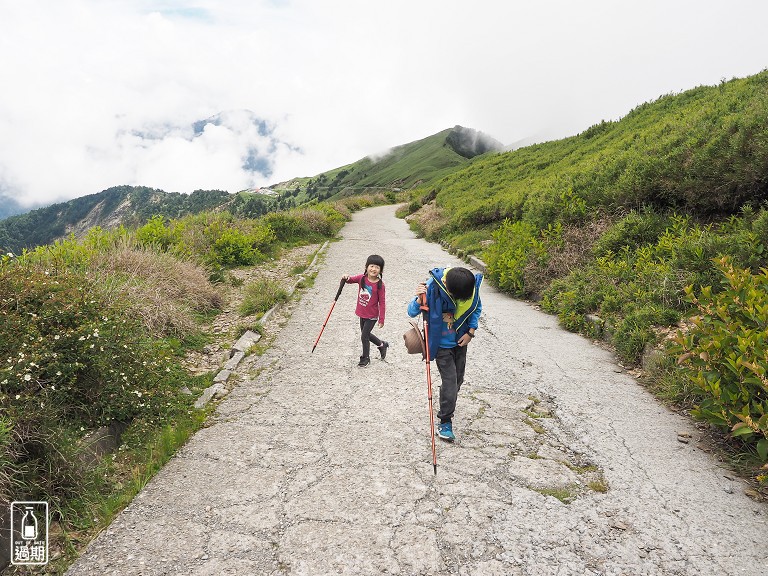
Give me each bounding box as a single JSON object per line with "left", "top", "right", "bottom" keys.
{"left": 65, "top": 205, "right": 767, "bottom": 575}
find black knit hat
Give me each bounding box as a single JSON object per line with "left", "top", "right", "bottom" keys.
{"left": 364, "top": 254, "right": 384, "bottom": 276}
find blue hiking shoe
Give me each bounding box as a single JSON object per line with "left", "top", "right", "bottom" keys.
{"left": 437, "top": 422, "right": 455, "bottom": 442}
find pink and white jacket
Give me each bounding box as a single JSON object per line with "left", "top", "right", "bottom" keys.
{"left": 346, "top": 274, "right": 386, "bottom": 323}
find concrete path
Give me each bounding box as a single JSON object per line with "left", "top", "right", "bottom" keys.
{"left": 66, "top": 205, "right": 766, "bottom": 575}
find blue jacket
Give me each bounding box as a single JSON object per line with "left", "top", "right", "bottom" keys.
{"left": 407, "top": 267, "right": 483, "bottom": 360}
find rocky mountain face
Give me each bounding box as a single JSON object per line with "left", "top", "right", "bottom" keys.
{"left": 445, "top": 125, "right": 504, "bottom": 158}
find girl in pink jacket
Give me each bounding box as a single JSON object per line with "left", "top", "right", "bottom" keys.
{"left": 342, "top": 254, "right": 388, "bottom": 367}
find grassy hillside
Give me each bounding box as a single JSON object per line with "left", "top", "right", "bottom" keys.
{"left": 272, "top": 125, "right": 502, "bottom": 203}
{"left": 424, "top": 74, "right": 767, "bottom": 234}
{"left": 404, "top": 71, "right": 768, "bottom": 478}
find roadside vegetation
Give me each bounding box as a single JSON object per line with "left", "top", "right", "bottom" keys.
{"left": 3, "top": 67, "right": 768, "bottom": 571}
{"left": 403, "top": 71, "right": 768, "bottom": 491}
{"left": 0, "top": 194, "right": 390, "bottom": 572}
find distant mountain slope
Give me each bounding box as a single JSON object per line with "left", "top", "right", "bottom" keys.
{"left": 0, "top": 186, "right": 232, "bottom": 253}
{"left": 272, "top": 125, "right": 503, "bottom": 202}
{"left": 0, "top": 125, "right": 502, "bottom": 252}
{"left": 0, "top": 194, "right": 32, "bottom": 220}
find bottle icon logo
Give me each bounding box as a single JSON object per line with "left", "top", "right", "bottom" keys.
{"left": 21, "top": 507, "right": 38, "bottom": 540}
{"left": 10, "top": 501, "right": 48, "bottom": 566}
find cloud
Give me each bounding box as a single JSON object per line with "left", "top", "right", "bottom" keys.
{"left": 1, "top": 0, "right": 767, "bottom": 208}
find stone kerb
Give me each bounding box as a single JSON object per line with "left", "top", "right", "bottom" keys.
{"left": 193, "top": 241, "right": 330, "bottom": 409}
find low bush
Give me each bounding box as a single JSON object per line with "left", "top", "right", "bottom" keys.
{"left": 672, "top": 257, "right": 768, "bottom": 463}
{"left": 0, "top": 263, "right": 196, "bottom": 508}
{"left": 91, "top": 246, "right": 223, "bottom": 337}
{"left": 483, "top": 219, "right": 541, "bottom": 295}
{"left": 593, "top": 209, "right": 670, "bottom": 256}
{"left": 239, "top": 279, "right": 289, "bottom": 317}
{"left": 612, "top": 304, "right": 679, "bottom": 364}
{"left": 136, "top": 215, "right": 185, "bottom": 251}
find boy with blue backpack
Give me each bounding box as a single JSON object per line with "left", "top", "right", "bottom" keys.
{"left": 407, "top": 266, "right": 482, "bottom": 441}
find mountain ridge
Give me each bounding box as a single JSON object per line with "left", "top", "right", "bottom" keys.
{"left": 0, "top": 125, "right": 502, "bottom": 253}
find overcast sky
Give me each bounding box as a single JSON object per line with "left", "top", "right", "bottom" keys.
{"left": 1, "top": 0, "right": 766, "bottom": 208}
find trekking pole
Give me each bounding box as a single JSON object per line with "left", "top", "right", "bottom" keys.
{"left": 312, "top": 278, "right": 346, "bottom": 352}
{"left": 420, "top": 293, "right": 438, "bottom": 475}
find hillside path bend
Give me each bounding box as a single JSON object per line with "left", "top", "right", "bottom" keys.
{"left": 66, "top": 205, "right": 766, "bottom": 576}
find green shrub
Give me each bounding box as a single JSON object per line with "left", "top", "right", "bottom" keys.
{"left": 136, "top": 215, "right": 184, "bottom": 250}
{"left": 209, "top": 228, "right": 262, "bottom": 266}
{"left": 613, "top": 304, "right": 678, "bottom": 364}
{"left": 593, "top": 209, "right": 670, "bottom": 256}
{"left": 239, "top": 279, "right": 289, "bottom": 316}
{"left": 205, "top": 222, "right": 276, "bottom": 267}
{"left": 483, "top": 219, "right": 541, "bottom": 295}
{"left": 262, "top": 212, "right": 311, "bottom": 241}
{"left": 0, "top": 265, "right": 195, "bottom": 504}
{"left": 673, "top": 257, "right": 768, "bottom": 461}
{"left": 0, "top": 267, "right": 191, "bottom": 426}
{"left": 523, "top": 178, "right": 588, "bottom": 228}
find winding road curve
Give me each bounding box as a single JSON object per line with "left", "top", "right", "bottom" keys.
{"left": 66, "top": 205, "right": 766, "bottom": 575}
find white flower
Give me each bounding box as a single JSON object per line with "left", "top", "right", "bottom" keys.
{"left": 23, "top": 374, "right": 31, "bottom": 381}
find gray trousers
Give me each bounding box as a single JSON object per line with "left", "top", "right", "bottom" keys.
{"left": 435, "top": 346, "right": 467, "bottom": 423}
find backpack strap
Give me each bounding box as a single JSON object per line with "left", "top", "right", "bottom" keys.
{"left": 359, "top": 276, "right": 383, "bottom": 290}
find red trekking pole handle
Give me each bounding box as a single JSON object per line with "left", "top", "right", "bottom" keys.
{"left": 420, "top": 292, "right": 438, "bottom": 475}
{"left": 311, "top": 278, "right": 346, "bottom": 353}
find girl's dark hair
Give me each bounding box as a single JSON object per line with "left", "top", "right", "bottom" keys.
{"left": 445, "top": 267, "right": 475, "bottom": 300}
{"left": 364, "top": 254, "right": 385, "bottom": 277}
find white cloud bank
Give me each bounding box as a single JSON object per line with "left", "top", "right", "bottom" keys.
{"left": 1, "top": 0, "right": 767, "bottom": 207}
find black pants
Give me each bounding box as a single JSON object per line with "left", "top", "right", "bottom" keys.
{"left": 435, "top": 346, "right": 467, "bottom": 423}
{"left": 360, "top": 318, "right": 382, "bottom": 359}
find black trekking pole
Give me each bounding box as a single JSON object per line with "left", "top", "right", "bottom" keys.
{"left": 312, "top": 278, "right": 346, "bottom": 352}
{"left": 420, "top": 293, "right": 438, "bottom": 475}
